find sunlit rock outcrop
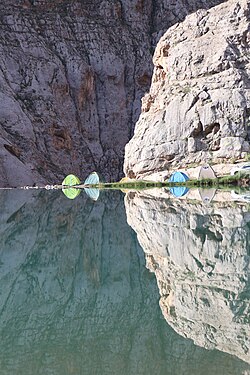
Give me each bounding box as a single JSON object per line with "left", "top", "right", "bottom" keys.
{"left": 124, "top": 0, "right": 250, "bottom": 179}
{"left": 0, "top": 0, "right": 226, "bottom": 186}
{"left": 125, "top": 191, "right": 250, "bottom": 364}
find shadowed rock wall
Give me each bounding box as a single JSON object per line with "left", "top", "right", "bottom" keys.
{"left": 0, "top": 0, "right": 225, "bottom": 186}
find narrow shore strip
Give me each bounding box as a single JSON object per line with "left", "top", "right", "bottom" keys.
{"left": 0, "top": 173, "right": 249, "bottom": 191}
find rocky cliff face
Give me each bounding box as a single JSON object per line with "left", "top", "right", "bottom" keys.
{"left": 125, "top": 191, "right": 250, "bottom": 364}
{"left": 0, "top": 0, "right": 225, "bottom": 186}
{"left": 124, "top": 0, "right": 250, "bottom": 179}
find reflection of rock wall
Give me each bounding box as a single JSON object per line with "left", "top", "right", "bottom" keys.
{"left": 0, "top": 190, "right": 152, "bottom": 375}
{"left": 1, "top": 190, "right": 250, "bottom": 374}
{"left": 125, "top": 191, "right": 250, "bottom": 364}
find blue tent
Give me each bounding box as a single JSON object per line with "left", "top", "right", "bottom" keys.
{"left": 168, "top": 171, "right": 189, "bottom": 197}
{"left": 168, "top": 171, "right": 189, "bottom": 183}
{"left": 170, "top": 186, "right": 189, "bottom": 197}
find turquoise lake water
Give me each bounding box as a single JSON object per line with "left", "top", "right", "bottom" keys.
{"left": 0, "top": 189, "right": 249, "bottom": 374}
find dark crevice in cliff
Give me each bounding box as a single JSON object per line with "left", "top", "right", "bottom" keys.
{"left": 0, "top": 0, "right": 232, "bottom": 186}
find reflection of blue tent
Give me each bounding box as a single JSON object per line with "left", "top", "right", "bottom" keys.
{"left": 170, "top": 186, "right": 189, "bottom": 197}
{"left": 168, "top": 171, "right": 189, "bottom": 197}
{"left": 168, "top": 171, "right": 189, "bottom": 183}
{"left": 84, "top": 187, "right": 99, "bottom": 201}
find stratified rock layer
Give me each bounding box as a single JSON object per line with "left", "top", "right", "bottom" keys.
{"left": 0, "top": 0, "right": 225, "bottom": 186}
{"left": 125, "top": 191, "right": 250, "bottom": 364}
{"left": 124, "top": 0, "right": 250, "bottom": 179}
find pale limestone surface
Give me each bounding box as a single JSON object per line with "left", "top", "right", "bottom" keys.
{"left": 138, "top": 162, "right": 250, "bottom": 184}
{"left": 125, "top": 191, "right": 250, "bottom": 364}
{"left": 138, "top": 163, "right": 237, "bottom": 181}
{"left": 124, "top": 0, "right": 250, "bottom": 179}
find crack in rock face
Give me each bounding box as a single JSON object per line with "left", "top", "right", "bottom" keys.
{"left": 125, "top": 190, "right": 250, "bottom": 364}
{"left": 0, "top": 0, "right": 226, "bottom": 186}
{"left": 124, "top": 0, "right": 250, "bottom": 180}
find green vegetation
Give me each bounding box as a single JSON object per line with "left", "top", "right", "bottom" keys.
{"left": 181, "top": 85, "right": 192, "bottom": 94}
{"left": 89, "top": 173, "right": 249, "bottom": 190}
{"left": 186, "top": 270, "right": 196, "bottom": 281}
{"left": 96, "top": 181, "right": 163, "bottom": 190}
{"left": 244, "top": 153, "right": 250, "bottom": 161}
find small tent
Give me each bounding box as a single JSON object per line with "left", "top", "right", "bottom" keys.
{"left": 168, "top": 171, "right": 189, "bottom": 183}
{"left": 62, "top": 174, "right": 81, "bottom": 200}
{"left": 168, "top": 171, "right": 189, "bottom": 198}
{"left": 198, "top": 164, "right": 216, "bottom": 179}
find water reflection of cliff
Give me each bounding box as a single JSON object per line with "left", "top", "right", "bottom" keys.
{"left": 125, "top": 191, "right": 250, "bottom": 365}
{"left": 0, "top": 189, "right": 250, "bottom": 375}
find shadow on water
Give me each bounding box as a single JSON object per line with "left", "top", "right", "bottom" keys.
{"left": 0, "top": 189, "right": 249, "bottom": 374}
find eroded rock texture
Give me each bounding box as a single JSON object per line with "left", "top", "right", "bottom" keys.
{"left": 125, "top": 191, "right": 250, "bottom": 364}
{"left": 0, "top": 189, "right": 249, "bottom": 374}
{"left": 124, "top": 0, "right": 250, "bottom": 179}
{"left": 0, "top": 0, "right": 225, "bottom": 186}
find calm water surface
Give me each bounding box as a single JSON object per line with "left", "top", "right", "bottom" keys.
{"left": 0, "top": 189, "right": 249, "bottom": 374}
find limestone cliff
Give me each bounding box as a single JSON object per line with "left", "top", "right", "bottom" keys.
{"left": 125, "top": 191, "right": 250, "bottom": 364}
{"left": 124, "top": 0, "right": 250, "bottom": 179}
{"left": 0, "top": 0, "right": 225, "bottom": 186}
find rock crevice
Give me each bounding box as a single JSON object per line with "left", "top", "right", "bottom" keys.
{"left": 0, "top": 0, "right": 226, "bottom": 186}
{"left": 124, "top": 0, "right": 250, "bottom": 179}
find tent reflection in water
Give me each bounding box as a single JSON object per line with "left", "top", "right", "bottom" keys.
{"left": 168, "top": 171, "right": 189, "bottom": 198}
{"left": 62, "top": 172, "right": 100, "bottom": 201}
{"left": 170, "top": 186, "right": 189, "bottom": 198}
{"left": 62, "top": 174, "right": 81, "bottom": 200}
{"left": 83, "top": 172, "right": 100, "bottom": 201}
{"left": 199, "top": 188, "right": 216, "bottom": 204}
